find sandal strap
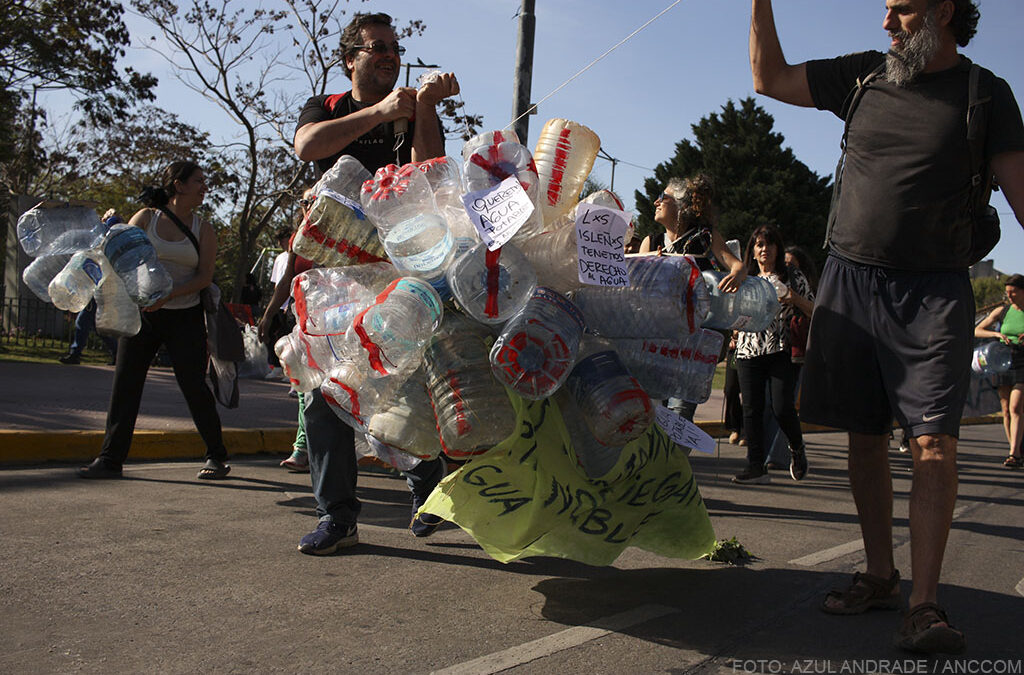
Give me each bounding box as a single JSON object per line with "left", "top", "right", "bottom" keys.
{"left": 903, "top": 602, "right": 955, "bottom": 632}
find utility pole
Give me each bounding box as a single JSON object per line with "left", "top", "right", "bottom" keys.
{"left": 511, "top": 0, "right": 536, "bottom": 144}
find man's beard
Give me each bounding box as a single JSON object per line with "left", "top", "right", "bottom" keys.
{"left": 886, "top": 10, "right": 942, "bottom": 87}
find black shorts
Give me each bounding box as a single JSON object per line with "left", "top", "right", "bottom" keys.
{"left": 800, "top": 255, "right": 974, "bottom": 437}
{"left": 995, "top": 347, "right": 1024, "bottom": 387}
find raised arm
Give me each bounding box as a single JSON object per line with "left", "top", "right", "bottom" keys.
{"left": 410, "top": 72, "right": 459, "bottom": 162}
{"left": 750, "top": 0, "right": 814, "bottom": 107}
{"left": 294, "top": 88, "right": 417, "bottom": 162}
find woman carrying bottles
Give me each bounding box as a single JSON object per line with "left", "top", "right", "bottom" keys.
{"left": 974, "top": 273, "right": 1024, "bottom": 469}
{"left": 733, "top": 224, "right": 814, "bottom": 485}
{"left": 638, "top": 173, "right": 746, "bottom": 420}
{"left": 79, "top": 161, "right": 230, "bottom": 480}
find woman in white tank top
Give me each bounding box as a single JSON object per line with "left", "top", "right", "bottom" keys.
{"left": 78, "top": 161, "right": 230, "bottom": 481}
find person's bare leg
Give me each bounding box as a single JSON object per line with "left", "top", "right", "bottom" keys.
{"left": 848, "top": 432, "right": 896, "bottom": 579}
{"left": 907, "top": 433, "right": 958, "bottom": 609}
{"left": 998, "top": 385, "right": 1012, "bottom": 447}
{"left": 1008, "top": 386, "right": 1024, "bottom": 460}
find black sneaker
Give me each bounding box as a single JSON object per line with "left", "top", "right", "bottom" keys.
{"left": 59, "top": 353, "right": 81, "bottom": 365}
{"left": 790, "top": 446, "right": 809, "bottom": 481}
{"left": 78, "top": 457, "right": 123, "bottom": 479}
{"left": 297, "top": 521, "right": 358, "bottom": 555}
{"left": 410, "top": 492, "right": 443, "bottom": 537}
{"left": 732, "top": 466, "right": 770, "bottom": 484}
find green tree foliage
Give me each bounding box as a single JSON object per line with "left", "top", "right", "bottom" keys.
{"left": 0, "top": 0, "right": 157, "bottom": 191}
{"left": 634, "top": 98, "right": 832, "bottom": 266}
{"left": 972, "top": 274, "right": 1008, "bottom": 311}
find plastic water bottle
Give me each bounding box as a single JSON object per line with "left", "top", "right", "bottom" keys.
{"left": 345, "top": 277, "right": 444, "bottom": 378}
{"left": 572, "top": 255, "right": 711, "bottom": 339}
{"left": 463, "top": 139, "right": 543, "bottom": 241}
{"left": 554, "top": 388, "right": 625, "bottom": 482}
{"left": 520, "top": 189, "right": 628, "bottom": 294}
{"left": 366, "top": 369, "right": 444, "bottom": 462}
{"left": 102, "top": 224, "right": 173, "bottom": 307}
{"left": 615, "top": 329, "right": 725, "bottom": 403}
{"left": 22, "top": 254, "right": 72, "bottom": 302}
{"left": 360, "top": 433, "right": 423, "bottom": 472}
{"left": 292, "top": 191, "right": 389, "bottom": 268}
{"left": 314, "top": 154, "right": 372, "bottom": 201}
{"left": 446, "top": 241, "right": 537, "bottom": 325}
{"left": 972, "top": 341, "right": 1012, "bottom": 375}
{"left": 48, "top": 250, "right": 108, "bottom": 312}
{"left": 462, "top": 129, "right": 521, "bottom": 162}
{"left": 289, "top": 263, "right": 399, "bottom": 337}
{"left": 490, "top": 287, "right": 585, "bottom": 400}
{"left": 361, "top": 164, "right": 456, "bottom": 286}
{"left": 415, "top": 155, "right": 480, "bottom": 257}
{"left": 701, "top": 270, "right": 780, "bottom": 333}
{"left": 321, "top": 359, "right": 406, "bottom": 431}
{"left": 94, "top": 268, "right": 141, "bottom": 338}
{"left": 532, "top": 118, "right": 601, "bottom": 225}
{"left": 17, "top": 205, "right": 103, "bottom": 257}
{"left": 275, "top": 328, "right": 332, "bottom": 392}
{"left": 424, "top": 313, "right": 517, "bottom": 459}
{"left": 565, "top": 335, "right": 653, "bottom": 447}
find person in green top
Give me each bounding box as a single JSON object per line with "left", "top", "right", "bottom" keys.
{"left": 974, "top": 274, "right": 1024, "bottom": 468}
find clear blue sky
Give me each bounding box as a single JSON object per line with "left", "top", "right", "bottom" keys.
{"left": 103, "top": 1, "right": 1024, "bottom": 271}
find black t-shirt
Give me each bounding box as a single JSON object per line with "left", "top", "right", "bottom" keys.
{"left": 296, "top": 91, "right": 443, "bottom": 176}
{"left": 807, "top": 52, "right": 1024, "bottom": 271}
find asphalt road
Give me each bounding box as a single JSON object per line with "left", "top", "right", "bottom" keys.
{"left": 1, "top": 422, "right": 1020, "bottom": 674}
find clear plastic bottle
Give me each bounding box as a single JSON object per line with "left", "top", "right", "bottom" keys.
{"left": 700, "top": 270, "right": 780, "bottom": 333}
{"left": 446, "top": 241, "right": 537, "bottom": 325}
{"left": 102, "top": 224, "right": 174, "bottom": 307}
{"left": 320, "top": 359, "right": 405, "bottom": 431}
{"left": 565, "top": 335, "right": 653, "bottom": 447}
{"left": 275, "top": 328, "right": 331, "bottom": 392}
{"left": 22, "top": 254, "right": 73, "bottom": 302}
{"left": 17, "top": 205, "right": 103, "bottom": 257}
{"left": 94, "top": 266, "right": 141, "bottom": 338}
{"left": 48, "top": 250, "right": 107, "bottom": 312}
{"left": 490, "top": 286, "right": 585, "bottom": 399}
{"left": 289, "top": 263, "right": 399, "bottom": 338}
{"left": 571, "top": 255, "right": 711, "bottom": 339}
{"left": 462, "top": 129, "right": 522, "bottom": 162}
{"left": 463, "top": 140, "right": 543, "bottom": 242}
{"left": 366, "top": 369, "right": 443, "bottom": 462}
{"left": 532, "top": 118, "right": 601, "bottom": 225}
{"left": 314, "top": 154, "right": 372, "bottom": 201}
{"left": 615, "top": 329, "right": 725, "bottom": 403}
{"left": 554, "top": 388, "right": 625, "bottom": 482}
{"left": 292, "top": 191, "right": 389, "bottom": 268}
{"left": 520, "top": 189, "right": 628, "bottom": 294}
{"left": 972, "top": 341, "right": 1013, "bottom": 375}
{"left": 415, "top": 155, "right": 480, "bottom": 258}
{"left": 424, "top": 313, "right": 517, "bottom": 459}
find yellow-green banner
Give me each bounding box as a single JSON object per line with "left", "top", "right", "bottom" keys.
{"left": 422, "top": 395, "right": 716, "bottom": 565}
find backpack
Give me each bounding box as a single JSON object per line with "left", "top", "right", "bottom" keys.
{"left": 825, "top": 61, "right": 1000, "bottom": 266}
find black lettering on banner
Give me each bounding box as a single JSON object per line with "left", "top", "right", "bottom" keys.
{"left": 630, "top": 510, "right": 662, "bottom": 538}
{"left": 578, "top": 508, "right": 613, "bottom": 535}
{"left": 463, "top": 464, "right": 502, "bottom": 486}
{"left": 494, "top": 496, "right": 532, "bottom": 515}
{"left": 542, "top": 476, "right": 573, "bottom": 514}
{"left": 627, "top": 478, "right": 655, "bottom": 507}
{"left": 569, "top": 489, "right": 598, "bottom": 525}
{"left": 653, "top": 472, "right": 682, "bottom": 503}
{"left": 480, "top": 484, "right": 520, "bottom": 498}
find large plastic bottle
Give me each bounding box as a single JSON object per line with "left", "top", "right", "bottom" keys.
{"left": 571, "top": 255, "right": 711, "bottom": 339}
{"left": 490, "top": 286, "right": 585, "bottom": 400}
{"left": 321, "top": 359, "right": 406, "bottom": 431}
{"left": 102, "top": 224, "right": 174, "bottom": 307}
{"left": 565, "top": 335, "right": 653, "bottom": 447}
{"left": 415, "top": 155, "right": 479, "bottom": 258}
{"left": 366, "top": 369, "right": 444, "bottom": 462}
{"left": 289, "top": 263, "right": 399, "bottom": 338}
{"left": 463, "top": 139, "right": 543, "bottom": 242}
{"left": 360, "top": 164, "right": 455, "bottom": 287}
{"left": 424, "top": 313, "right": 517, "bottom": 459}
{"left": 700, "top": 270, "right": 780, "bottom": 333}
{"left": 275, "top": 327, "right": 333, "bottom": 392}
{"left": 22, "top": 254, "right": 73, "bottom": 302}
{"left": 519, "top": 189, "right": 628, "bottom": 294}
{"left": 615, "top": 329, "right": 725, "bottom": 403}
{"left": 972, "top": 341, "right": 1012, "bottom": 375}
{"left": 48, "top": 250, "right": 107, "bottom": 312}
{"left": 554, "top": 389, "right": 625, "bottom": 482}
{"left": 532, "top": 118, "right": 601, "bottom": 225}
{"left": 17, "top": 205, "right": 103, "bottom": 257}
{"left": 446, "top": 241, "right": 537, "bottom": 325}
{"left": 292, "top": 193, "right": 388, "bottom": 268}
{"left": 94, "top": 265, "right": 141, "bottom": 338}
{"left": 462, "top": 129, "right": 521, "bottom": 162}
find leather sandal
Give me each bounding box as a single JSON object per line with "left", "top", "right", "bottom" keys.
{"left": 820, "top": 569, "right": 900, "bottom": 615}
{"left": 197, "top": 459, "right": 231, "bottom": 480}
{"left": 895, "top": 602, "right": 966, "bottom": 654}
{"left": 1003, "top": 455, "right": 1022, "bottom": 469}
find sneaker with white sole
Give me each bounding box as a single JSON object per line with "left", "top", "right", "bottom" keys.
{"left": 297, "top": 521, "right": 358, "bottom": 555}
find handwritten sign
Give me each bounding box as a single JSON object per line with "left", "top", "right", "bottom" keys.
{"left": 462, "top": 176, "right": 535, "bottom": 251}
{"left": 654, "top": 405, "right": 715, "bottom": 454}
{"left": 576, "top": 205, "right": 630, "bottom": 286}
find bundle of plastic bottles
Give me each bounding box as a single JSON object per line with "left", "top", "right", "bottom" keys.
{"left": 275, "top": 118, "right": 782, "bottom": 477}
{"left": 17, "top": 206, "right": 174, "bottom": 337}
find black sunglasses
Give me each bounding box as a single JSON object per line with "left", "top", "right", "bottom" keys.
{"left": 352, "top": 41, "right": 405, "bottom": 56}
{"left": 657, "top": 191, "right": 675, "bottom": 202}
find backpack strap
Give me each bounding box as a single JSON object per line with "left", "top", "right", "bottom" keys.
{"left": 823, "top": 63, "right": 887, "bottom": 250}
{"left": 966, "top": 63, "right": 995, "bottom": 213}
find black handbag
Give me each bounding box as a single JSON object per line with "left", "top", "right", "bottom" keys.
{"left": 159, "top": 207, "right": 244, "bottom": 407}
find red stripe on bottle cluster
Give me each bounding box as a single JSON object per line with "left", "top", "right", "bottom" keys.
{"left": 545, "top": 127, "right": 573, "bottom": 207}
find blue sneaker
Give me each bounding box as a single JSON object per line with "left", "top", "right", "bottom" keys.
{"left": 297, "top": 521, "right": 358, "bottom": 555}
{"left": 410, "top": 492, "right": 444, "bottom": 538}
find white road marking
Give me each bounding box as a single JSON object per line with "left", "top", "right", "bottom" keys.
{"left": 430, "top": 604, "right": 678, "bottom": 675}
{"left": 789, "top": 539, "right": 864, "bottom": 567}
{"left": 1016, "top": 578, "right": 1024, "bottom": 598}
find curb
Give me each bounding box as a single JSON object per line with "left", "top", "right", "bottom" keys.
{"left": 0, "top": 415, "right": 1002, "bottom": 466}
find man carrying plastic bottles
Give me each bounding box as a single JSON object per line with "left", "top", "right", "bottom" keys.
{"left": 750, "top": 0, "right": 1024, "bottom": 655}
{"left": 286, "top": 11, "right": 460, "bottom": 555}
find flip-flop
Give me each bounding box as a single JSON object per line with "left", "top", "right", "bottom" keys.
{"left": 197, "top": 459, "right": 231, "bottom": 480}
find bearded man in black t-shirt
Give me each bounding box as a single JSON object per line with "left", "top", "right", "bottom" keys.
{"left": 288, "top": 12, "right": 460, "bottom": 557}
{"left": 750, "top": 0, "right": 1024, "bottom": 655}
